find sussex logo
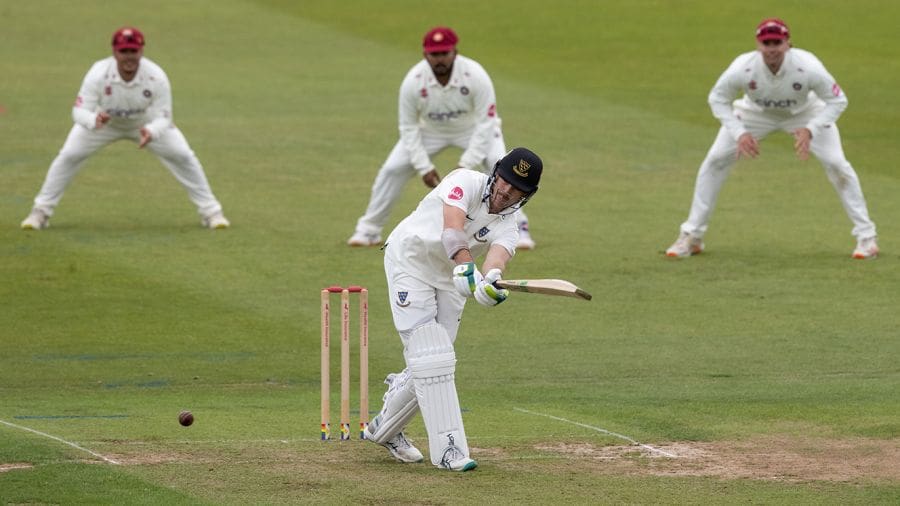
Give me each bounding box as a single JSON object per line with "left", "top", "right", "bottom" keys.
{"left": 748, "top": 80, "right": 757, "bottom": 90}
{"left": 473, "top": 226, "right": 489, "bottom": 243}
{"left": 420, "top": 88, "right": 428, "bottom": 98}
{"left": 395, "top": 291, "right": 410, "bottom": 307}
{"left": 105, "top": 86, "right": 112, "bottom": 96}
{"left": 448, "top": 186, "right": 464, "bottom": 200}
{"left": 832, "top": 83, "right": 841, "bottom": 97}
{"left": 513, "top": 159, "right": 530, "bottom": 178}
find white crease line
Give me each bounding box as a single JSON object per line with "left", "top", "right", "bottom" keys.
{"left": 0, "top": 419, "right": 121, "bottom": 465}
{"left": 513, "top": 407, "right": 677, "bottom": 458}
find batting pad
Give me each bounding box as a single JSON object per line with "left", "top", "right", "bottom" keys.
{"left": 366, "top": 369, "right": 419, "bottom": 444}
{"left": 405, "top": 323, "right": 470, "bottom": 467}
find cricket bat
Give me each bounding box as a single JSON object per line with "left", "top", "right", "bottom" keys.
{"left": 494, "top": 279, "right": 592, "bottom": 301}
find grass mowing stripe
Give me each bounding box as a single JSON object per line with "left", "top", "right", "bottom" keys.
{"left": 0, "top": 419, "right": 120, "bottom": 465}
{"left": 514, "top": 407, "right": 678, "bottom": 458}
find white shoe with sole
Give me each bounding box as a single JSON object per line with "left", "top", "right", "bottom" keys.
{"left": 852, "top": 236, "right": 879, "bottom": 259}
{"left": 21, "top": 209, "right": 49, "bottom": 230}
{"left": 363, "top": 426, "right": 424, "bottom": 463}
{"left": 202, "top": 212, "right": 230, "bottom": 229}
{"left": 443, "top": 456, "right": 478, "bottom": 472}
{"left": 665, "top": 231, "right": 704, "bottom": 257}
{"left": 347, "top": 231, "right": 382, "bottom": 247}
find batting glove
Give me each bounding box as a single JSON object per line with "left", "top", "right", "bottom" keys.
{"left": 474, "top": 268, "right": 509, "bottom": 307}
{"left": 452, "top": 262, "right": 483, "bottom": 298}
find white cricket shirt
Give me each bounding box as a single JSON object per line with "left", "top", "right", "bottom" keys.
{"left": 708, "top": 48, "right": 848, "bottom": 140}
{"left": 384, "top": 169, "right": 518, "bottom": 290}
{"left": 71, "top": 56, "right": 174, "bottom": 139}
{"left": 398, "top": 54, "right": 502, "bottom": 173}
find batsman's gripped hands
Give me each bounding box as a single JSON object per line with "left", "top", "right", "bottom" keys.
{"left": 474, "top": 268, "right": 508, "bottom": 306}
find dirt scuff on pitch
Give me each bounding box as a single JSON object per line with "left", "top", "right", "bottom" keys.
{"left": 533, "top": 436, "right": 900, "bottom": 483}
{"left": 0, "top": 463, "right": 34, "bottom": 472}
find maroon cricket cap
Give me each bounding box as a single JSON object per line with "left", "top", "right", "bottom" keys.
{"left": 112, "top": 27, "right": 145, "bottom": 50}
{"left": 756, "top": 18, "right": 789, "bottom": 41}
{"left": 423, "top": 26, "right": 458, "bottom": 53}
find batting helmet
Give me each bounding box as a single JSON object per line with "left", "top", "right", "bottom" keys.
{"left": 483, "top": 147, "right": 543, "bottom": 213}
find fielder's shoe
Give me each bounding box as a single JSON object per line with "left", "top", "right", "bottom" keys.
{"left": 21, "top": 209, "right": 49, "bottom": 230}
{"left": 363, "top": 426, "right": 424, "bottom": 463}
{"left": 852, "top": 236, "right": 879, "bottom": 260}
{"left": 516, "top": 230, "right": 536, "bottom": 250}
{"left": 665, "top": 231, "right": 704, "bottom": 258}
{"left": 202, "top": 212, "right": 230, "bottom": 229}
{"left": 347, "top": 231, "right": 382, "bottom": 247}
{"left": 444, "top": 456, "right": 478, "bottom": 472}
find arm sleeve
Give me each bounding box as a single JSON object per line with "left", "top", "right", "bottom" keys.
{"left": 458, "top": 66, "right": 501, "bottom": 169}
{"left": 142, "top": 65, "right": 174, "bottom": 139}
{"left": 398, "top": 71, "right": 434, "bottom": 175}
{"left": 708, "top": 57, "right": 748, "bottom": 141}
{"left": 804, "top": 56, "right": 848, "bottom": 139}
{"left": 71, "top": 63, "right": 103, "bottom": 129}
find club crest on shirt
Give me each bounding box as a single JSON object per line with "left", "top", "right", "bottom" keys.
{"left": 748, "top": 80, "right": 757, "bottom": 90}
{"left": 143, "top": 89, "right": 152, "bottom": 98}
{"left": 448, "top": 186, "right": 464, "bottom": 200}
{"left": 832, "top": 83, "right": 841, "bottom": 96}
{"left": 473, "top": 226, "right": 490, "bottom": 243}
{"left": 460, "top": 86, "right": 469, "bottom": 95}
{"left": 792, "top": 82, "right": 802, "bottom": 91}
{"left": 420, "top": 88, "right": 428, "bottom": 98}
{"left": 105, "top": 86, "right": 112, "bottom": 96}
{"left": 488, "top": 104, "right": 496, "bottom": 117}
{"left": 395, "top": 291, "right": 410, "bottom": 307}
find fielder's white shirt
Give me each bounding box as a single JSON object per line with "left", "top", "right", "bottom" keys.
{"left": 398, "top": 55, "right": 502, "bottom": 174}
{"left": 385, "top": 169, "right": 518, "bottom": 291}
{"left": 71, "top": 56, "right": 174, "bottom": 139}
{"left": 708, "top": 48, "right": 848, "bottom": 140}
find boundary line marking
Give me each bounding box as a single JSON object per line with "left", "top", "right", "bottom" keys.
{"left": 0, "top": 419, "right": 121, "bottom": 465}
{"left": 513, "top": 407, "right": 677, "bottom": 458}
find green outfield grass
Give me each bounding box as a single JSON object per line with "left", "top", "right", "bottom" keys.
{"left": 1, "top": 0, "right": 898, "bottom": 504}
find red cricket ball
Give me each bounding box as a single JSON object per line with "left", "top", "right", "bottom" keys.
{"left": 178, "top": 410, "right": 194, "bottom": 427}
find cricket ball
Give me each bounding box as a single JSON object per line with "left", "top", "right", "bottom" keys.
{"left": 178, "top": 410, "right": 194, "bottom": 427}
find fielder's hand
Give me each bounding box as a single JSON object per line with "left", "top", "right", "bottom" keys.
{"left": 138, "top": 128, "right": 152, "bottom": 148}
{"left": 736, "top": 133, "right": 759, "bottom": 159}
{"left": 422, "top": 169, "right": 441, "bottom": 188}
{"left": 474, "top": 268, "right": 509, "bottom": 307}
{"left": 95, "top": 112, "right": 111, "bottom": 129}
{"left": 793, "top": 128, "right": 811, "bottom": 161}
{"left": 452, "top": 262, "right": 483, "bottom": 298}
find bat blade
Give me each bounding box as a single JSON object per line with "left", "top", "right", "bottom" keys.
{"left": 495, "top": 279, "right": 592, "bottom": 301}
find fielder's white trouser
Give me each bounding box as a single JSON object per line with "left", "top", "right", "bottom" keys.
{"left": 31, "top": 124, "right": 223, "bottom": 218}
{"left": 366, "top": 255, "right": 469, "bottom": 460}
{"left": 680, "top": 105, "right": 876, "bottom": 240}
{"left": 354, "top": 129, "right": 529, "bottom": 235}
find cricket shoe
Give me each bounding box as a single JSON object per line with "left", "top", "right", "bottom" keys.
{"left": 852, "top": 236, "right": 879, "bottom": 260}
{"left": 665, "top": 231, "right": 704, "bottom": 257}
{"left": 21, "top": 209, "right": 49, "bottom": 230}
{"left": 202, "top": 212, "right": 230, "bottom": 229}
{"left": 443, "top": 456, "right": 478, "bottom": 472}
{"left": 363, "top": 425, "right": 424, "bottom": 463}
{"left": 516, "top": 230, "right": 536, "bottom": 250}
{"left": 347, "top": 231, "right": 382, "bottom": 247}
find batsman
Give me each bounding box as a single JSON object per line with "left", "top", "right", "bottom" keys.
{"left": 364, "top": 147, "right": 543, "bottom": 471}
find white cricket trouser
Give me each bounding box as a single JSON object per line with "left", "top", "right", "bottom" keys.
{"left": 680, "top": 105, "right": 876, "bottom": 239}
{"left": 32, "top": 124, "right": 223, "bottom": 218}
{"left": 354, "top": 129, "right": 529, "bottom": 235}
